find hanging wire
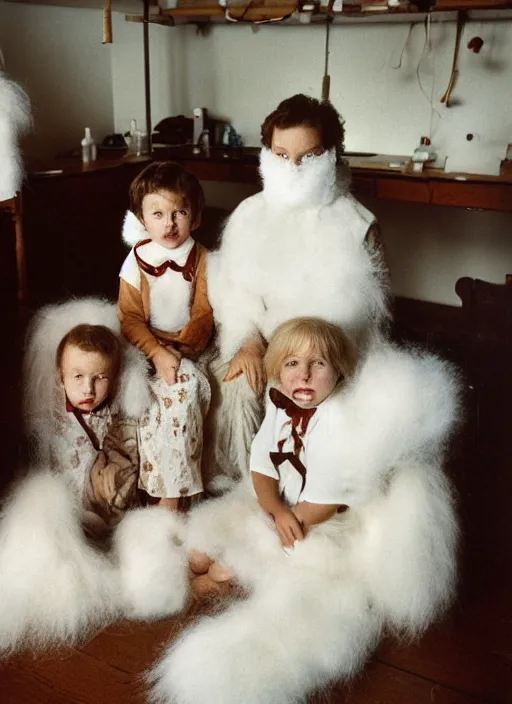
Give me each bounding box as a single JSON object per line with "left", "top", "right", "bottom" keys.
{"left": 415, "top": 12, "right": 441, "bottom": 140}
{"left": 390, "top": 23, "right": 414, "bottom": 70}
{"left": 321, "top": 16, "right": 332, "bottom": 103}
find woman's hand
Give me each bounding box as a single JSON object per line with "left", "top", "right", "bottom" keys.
{"left": 272, "top": 505, "right": 304, "bottom": 548}
{"left": 224, "top": 346, "right": 266, "bottom": 395}
{"left": 153, "top": 347, "right": 181, "bottom": 386}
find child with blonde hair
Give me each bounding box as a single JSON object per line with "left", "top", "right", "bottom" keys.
{"left": 190, "top": 316, "right": 356, "bottom": 583}
{"left": 251, "top": 317, "right": 356, "bottom": 547}
{"left": 153, "top": 316, "right": 460, "bottom": 704}
{"left": 119, "top": 161, "right": 213, "bottom": 509}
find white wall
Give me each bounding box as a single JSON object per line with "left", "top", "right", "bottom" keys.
{"left": 1, "top": 4, "right": 511, "bottom": 303}
{"left": 137, "top": 18, "right": 512, "bottom": 175}
{"left": 0, "top": 2, "right": 114, "bottom": 159}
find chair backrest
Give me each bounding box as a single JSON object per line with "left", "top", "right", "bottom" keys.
{"left": 455, "top": 276, "right": 512, "bottom": 344}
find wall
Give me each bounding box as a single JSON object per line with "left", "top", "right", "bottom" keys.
{"left": 1, "top": 4, "right": 511, "bottom": 303}
{"left": 158, "top": 18, "right": 512, "bottom": 175}
{"left": 0, "top": 2, "right": 114, "bottom": 160}
{"left": 110, "top": 16, "right": 512, "bottom": 305}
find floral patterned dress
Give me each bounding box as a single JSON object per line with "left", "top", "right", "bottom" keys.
{"left": 137, "top": 357, "right": 210, "bottom": 499}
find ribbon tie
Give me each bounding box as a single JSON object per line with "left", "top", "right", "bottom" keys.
{"left": 269, "top": 387, "right": 316, "bottom": 457}
{"left": 66, "top": 397, "right": 101, "bottom": 451}
{"left": 134, "top": 239, "right": 197, "bottom": 282}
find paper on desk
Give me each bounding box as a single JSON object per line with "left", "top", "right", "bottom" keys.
{"left": 445, "top": 155, "right": 501, "bottom": 177}
{"left": 445, "top": 138, "right": 503, "bottom": 177}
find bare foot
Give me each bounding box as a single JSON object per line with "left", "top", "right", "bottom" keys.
{"left": 191, "top": 573, "right": 232, "bottom": 599}
{"left": 188, "top": 549, "right": 213, "bottom": 575}
{"left": 208, "top": 561, "right": 236, "bottom": 583}
{"left": 159, "top": 497, "right": 180, "bottom": 511}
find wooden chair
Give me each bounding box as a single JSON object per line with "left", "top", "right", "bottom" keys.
{"left": 455, "top": 276, "right": 512, "bottom": 345}
{"left": 455, "top": 276, "right": 512, "bottom": 455}
{"left": 0, "top": 192, "right": 27, "bottom": 305}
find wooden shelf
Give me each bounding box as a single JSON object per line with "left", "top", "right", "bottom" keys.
{"left": 155, "top": 0, "right": 512, "bottom": 22}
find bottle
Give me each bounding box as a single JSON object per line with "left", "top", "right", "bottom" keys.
{"left": 81, "top": 127, "right": 96, "bottom": 164}
{"left": 411, "top": 136, "right": 436, "bottom": 173}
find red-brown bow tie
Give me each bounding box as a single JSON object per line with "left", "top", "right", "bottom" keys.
{"left": 134, "top": 239, "right": 197, "bottom": 282}
{"left": 269, "top": 387, "right": 316, "bottom": 456}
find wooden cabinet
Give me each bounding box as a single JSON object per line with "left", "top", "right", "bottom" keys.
{"left": 22, "top": 163, "right": 145, "bottom": 305}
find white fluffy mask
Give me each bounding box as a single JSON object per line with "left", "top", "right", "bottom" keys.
{"left": 259, "top": 147, "right": 338, "bottom": 209}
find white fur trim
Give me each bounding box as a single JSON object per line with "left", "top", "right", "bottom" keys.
{"left": 259, "top": 147, "right": 338, "bottom": 209}
{"left": 113, "top": 507, "right": 189, "bottom": 620}
{"left": 122, "top": 210, "right": 148, "bottom": 247}
{"left": 0, "top": 471, "right": 120, "bottom": 655}
{"left": 0, "top": 70, "right": 32, "bottom": 200}
{"left": 23, "top": 298, "right": 151, "bottom": 457}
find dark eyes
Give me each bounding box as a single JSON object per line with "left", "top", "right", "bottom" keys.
{"left": 153, "top": 210, "right": 188, "bottom": 218}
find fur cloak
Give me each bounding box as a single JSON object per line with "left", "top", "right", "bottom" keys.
{"left": 148, "top": 341, "right": 460, "bottom": 704}
{"left": 0, "top": 67, "right": 31, "bottom": 201}
{"left": 0, "top": 298, "right": 189, "bottom": 656}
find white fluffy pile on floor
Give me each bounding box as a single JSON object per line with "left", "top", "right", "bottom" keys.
{"left": 0, "top": 68, "right": 31, "bottom": 201}
{"left": 0, "top": 470, "right": 189, "bottom": 655}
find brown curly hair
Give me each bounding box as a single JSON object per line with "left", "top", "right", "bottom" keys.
{"left": 129, "top": 161, "right": 205, "bottom": 227}
{"left": 260, "top": 94, "right": 345, "bottom": 161}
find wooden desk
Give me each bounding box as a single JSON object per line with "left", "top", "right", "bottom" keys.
{"left": 28, "top": 151, "right": 512, "bottom": 214}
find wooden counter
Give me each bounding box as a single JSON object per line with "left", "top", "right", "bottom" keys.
{"left": 27, "top": 149, "right": 512, "bottom": 214}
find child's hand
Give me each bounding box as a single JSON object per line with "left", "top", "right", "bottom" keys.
{"left": 272, "top": 505, "right": 304, "bottom": 548}
{"left": 153, "top": 347, "right": 181, "bottom": 386}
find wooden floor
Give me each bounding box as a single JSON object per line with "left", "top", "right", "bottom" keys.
{"left": 0, "top": 297, "right": 510, "bottom": 704}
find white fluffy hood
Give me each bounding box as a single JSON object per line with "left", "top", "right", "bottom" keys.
{"left": 23, "top": 298, "right": 151, "bottom": 445}
{"left": 122, "top": 210, "right": 148, "bottom": 247}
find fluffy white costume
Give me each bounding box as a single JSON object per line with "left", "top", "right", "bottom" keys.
{"left": 0, "top": 67, "right": 31, "bottom": 201}
{"left": 0, "top": 299, "right": 190, "bottom": 656}
{"left": 204, "top": 149, "right": 389, "bottom": 482}
{"left": 148, "top": 342, "right": 460, "bottom": 704}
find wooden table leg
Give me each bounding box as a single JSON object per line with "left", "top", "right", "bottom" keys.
{"left": 12, "top": 192, "right": 28, "bottom": 305}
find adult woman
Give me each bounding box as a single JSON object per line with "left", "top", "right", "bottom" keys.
{"left": 206, "top": 94, "right": 389, "bottom": 483}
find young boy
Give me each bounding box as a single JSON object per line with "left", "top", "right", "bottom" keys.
{"left": 118, "top": 161, "right": 213, "bottom": 510}
{"left": 53, "top": 323, "right": 140, "bottom": 538}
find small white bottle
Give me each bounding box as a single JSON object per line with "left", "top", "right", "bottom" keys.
{"left": 81, "top": 127, "right": 96, "bottom": 164}
{"left": 411, "top": 136, "right": 436, "bottom": 173}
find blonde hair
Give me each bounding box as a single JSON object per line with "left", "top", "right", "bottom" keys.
{"left": 265, "top": 317, "right": 356, "bottom": 384}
